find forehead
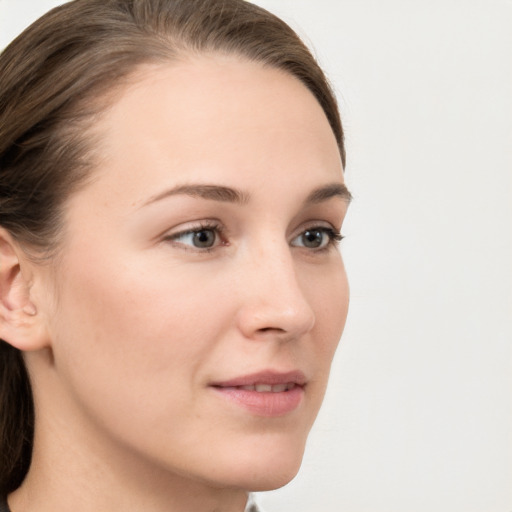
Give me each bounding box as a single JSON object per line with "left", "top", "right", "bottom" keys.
{"left": 86, "top": 55, "right": 343, "bottom": 204}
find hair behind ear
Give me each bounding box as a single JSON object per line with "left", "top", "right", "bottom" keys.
{"left": 0, "top": 230, "right": 36, "bottom": 494}
{"left": 0, "top": 340, "right": 34, "bottom": 495}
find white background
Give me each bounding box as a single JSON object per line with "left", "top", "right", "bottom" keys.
{"left": 1, "top": 1, "right": 511, "bottom": 511}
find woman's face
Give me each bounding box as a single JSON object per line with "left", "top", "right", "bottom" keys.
{"left": 37, "top": 56, "right": 350, "bottom": 491}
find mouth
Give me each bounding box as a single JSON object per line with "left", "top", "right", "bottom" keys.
{"left": 227, "top": 382, "right": 299, "bottom": 393}
{"left": 209, "top": 370, "right": 306, "bottom": 417}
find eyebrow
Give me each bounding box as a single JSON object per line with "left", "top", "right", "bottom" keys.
{"left": 143, "top": 184, "right": 250, "bottom": 206}
{"left": 142, "top": 182, "right": 351, "bottom": 207}
{"left": 305, "top": 183, "right": 352, "bottom": 204}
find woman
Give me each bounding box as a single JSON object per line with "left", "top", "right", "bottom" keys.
{"left": 0, "top": 0, "right": 350, "bottom": 511}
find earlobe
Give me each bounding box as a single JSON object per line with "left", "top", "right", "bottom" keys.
{"left": 0, "top": 227, "right": 49, "bottom": 351}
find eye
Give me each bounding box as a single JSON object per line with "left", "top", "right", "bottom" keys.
{"left": 165, "top": 224, "right": 223, "bottom": 250}
{"left": 189, "top": 229, "right": 217, "bottom": 248}
{"left": 291, "top": 227, "right": 342, "bottom": 250}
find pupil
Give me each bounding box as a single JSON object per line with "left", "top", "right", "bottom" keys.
{"left": 303, "top": 230, "right": 322, "bottom": 248}
{"left": 193, "top": 230, "right": 215, "bottom": 248}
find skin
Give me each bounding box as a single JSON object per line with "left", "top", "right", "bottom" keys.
{"left": 6, "top": 55, "right": 350, "bottom": 512}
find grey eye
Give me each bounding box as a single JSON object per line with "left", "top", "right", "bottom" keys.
{"left": 169, "top": 227, "right": 220, "bottom": 249}
{"left": 292, "top": 228, "right": 330, "bottom": 249}
{"left": 192, "top": 229, "right": 217, "bottom": 248}
{"left": 301, "top": 230, "right": 325, "bottom": 248}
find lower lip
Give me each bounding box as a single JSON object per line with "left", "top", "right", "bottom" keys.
{"left": 211, "top": 385, "right": 304, "bottom": 417}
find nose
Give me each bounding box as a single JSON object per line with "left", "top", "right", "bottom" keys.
{"left": 235, "top": 245, "right": 316, "bottom": 342}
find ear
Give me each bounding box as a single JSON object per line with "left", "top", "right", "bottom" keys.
{"left": 0, "top": 227, "right": 50, "bottom": 351}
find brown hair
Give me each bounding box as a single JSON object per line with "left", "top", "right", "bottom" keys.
{"left": 0, "top": 0, "right": 345, "bottom": 495}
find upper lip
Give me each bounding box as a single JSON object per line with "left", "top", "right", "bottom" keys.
{"left": 211, "top": 370, "right": 307, "bottom": 388}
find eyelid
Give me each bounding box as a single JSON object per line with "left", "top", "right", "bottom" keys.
{"left": 290, "top": 220, "right": 339, "bottom": 239}
{"left": 162, "top": 219, "right": 221, "bottom": 237}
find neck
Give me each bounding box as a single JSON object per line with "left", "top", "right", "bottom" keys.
{"left": 10, "top": 437, "right": 249, "bottom": 512}
{"left": 10, "top": 436, "right": 249, "bottom": 512}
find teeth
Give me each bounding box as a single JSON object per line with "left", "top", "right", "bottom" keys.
{"left": 255, "top": 384, "right": 272, "bottom": 392}
{"left": 238, "top": 383, "right": 296, "bottom": 392}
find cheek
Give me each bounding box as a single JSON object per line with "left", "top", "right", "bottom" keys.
{"left": 49, "top": 254, "right": 231, "bottom": 419}
{"left": 307, "top": 258, "right": 349, "bottom": 356}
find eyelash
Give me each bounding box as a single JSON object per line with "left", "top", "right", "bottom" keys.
{"left": 164, "top": 222, "right": 344, "bottom": 253}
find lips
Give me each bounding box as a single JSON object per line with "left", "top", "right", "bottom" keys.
{"left": 210, "top": 370, "right": 306, "bottom": 417}
{"left": 211, "top": 370, "right": 307, "bottom": 388}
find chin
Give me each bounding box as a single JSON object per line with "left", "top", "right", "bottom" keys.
{"left": 246, "top": 465, "right": 302, "bottom": 492}
{"left": 215, "top": 437, "right": 307, "bottom": 492}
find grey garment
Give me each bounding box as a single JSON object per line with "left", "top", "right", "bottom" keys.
{"left": 0, "top": 496, "right": 9, "bottom": 512}
{"left": 245, "top": 493, "right": 263, "bottom": 512}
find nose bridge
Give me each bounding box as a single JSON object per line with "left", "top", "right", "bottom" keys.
{"left": 236, "top": 239, "right": 316, "bottom": 340}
